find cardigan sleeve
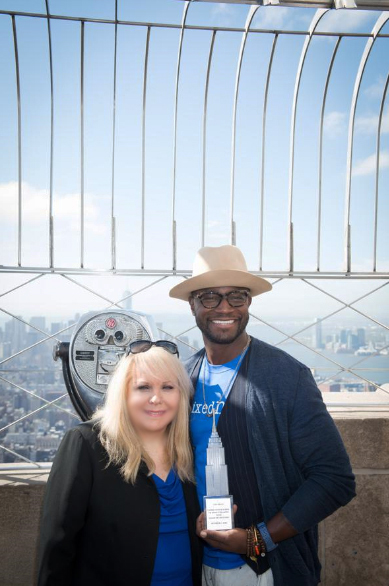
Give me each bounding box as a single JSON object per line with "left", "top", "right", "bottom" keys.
{"left": 281, "top": 366, "right": 356, "bottom": 533}
{"left": 37, "top": 427, "right": 93, "bottom": 586}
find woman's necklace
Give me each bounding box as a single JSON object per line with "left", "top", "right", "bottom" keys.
{"left": 202, "top": 336, "right": 251, "bottom": 418}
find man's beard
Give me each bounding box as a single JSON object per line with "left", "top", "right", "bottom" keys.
{"left": 194, "top": 313, "right": 249, "bottom": 345}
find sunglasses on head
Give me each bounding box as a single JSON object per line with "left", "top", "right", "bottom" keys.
{"left": 126, "top": 339, "right": 179, "bottom": 358}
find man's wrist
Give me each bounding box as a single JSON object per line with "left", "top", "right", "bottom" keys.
{"left": 257, "top": 521, "right": 278, "bottom": 552}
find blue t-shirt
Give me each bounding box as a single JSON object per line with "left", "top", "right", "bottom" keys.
{"left": 151, "top": 469, "right": 192, "bottom": 585}
{"left": 190, "top": 353, "right": 246, "bottom": 570}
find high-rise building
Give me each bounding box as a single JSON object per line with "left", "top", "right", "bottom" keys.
{"left": 340, "top": 329, "right": 348, "bottom": 344}
{"left": 357, "top": 328, "right": 366, "bottom": 348}
{"left": 30, "top": 316, "right": 46, "bottom": 333}
{"left": 312, "top": 318, "right": 324, "bottom": 349}
{"left": 156, "top": 322, "right": 168, "bottom": 340}
{"left": 5, "top": 318, "right": 26, "bottom": 355}
{"left": 51, "top": 322, "right": 63, "bottom": 336}
{"left": 347, "top": 332, "right": 359, "bottom": 351}
{"left": 123, "top": 290, "right": 133, "bottom": 310}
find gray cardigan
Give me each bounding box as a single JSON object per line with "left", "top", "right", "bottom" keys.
{"left": 185, "top": 337, "right": 356, "bottom": 586}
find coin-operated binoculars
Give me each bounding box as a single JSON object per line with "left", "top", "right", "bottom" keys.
{"left": 53, "top": 310, "right": 159, "bottom": 421}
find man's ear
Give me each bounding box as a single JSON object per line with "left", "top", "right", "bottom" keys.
{"left": 248, "top": 294, "right": 252, "bottom": 308}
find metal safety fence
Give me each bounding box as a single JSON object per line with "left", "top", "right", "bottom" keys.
{"left": 0, "top": 0, "right": 388, "bottom": 467}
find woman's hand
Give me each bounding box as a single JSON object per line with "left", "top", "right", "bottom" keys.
{"left": 196, "top": 505, "right": 247, "bottom": 554}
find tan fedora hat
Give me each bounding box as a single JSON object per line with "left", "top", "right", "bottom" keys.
{"left": 169, "top": 245, "right": 272, "bottom": 301}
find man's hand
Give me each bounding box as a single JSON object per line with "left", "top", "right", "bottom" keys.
{"left": 196, "top": 505, "right": 247, "bottom": 554}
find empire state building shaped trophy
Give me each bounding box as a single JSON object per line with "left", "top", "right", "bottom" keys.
{"left": 204, "top": 412, "right": 234, "bottom": 530}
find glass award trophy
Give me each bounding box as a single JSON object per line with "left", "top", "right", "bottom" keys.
{"left": 203, "top": 411, "right": 234, "bottom": 531}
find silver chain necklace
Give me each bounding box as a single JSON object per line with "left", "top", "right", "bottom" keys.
{"left": 202, "top": 336, "right": 251, "bottom": 418}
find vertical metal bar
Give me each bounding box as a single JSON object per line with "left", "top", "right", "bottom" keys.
{"left": 373, "top": 71, "right": 389, "bottom": 272}
{"left": 230, "top": 6, "right": 259, "bottom": 246}
{"left": 287, "top": 9, "right": 328, "bottom": 274}
{"left": 344, "top": 12, "right": 389, "bottom": 273}
{"left": 259, "top": 33, "right": 278, "bottom": 271}
{"left": 317, "top": 36, "right": 341, "bottom": 272}
{"left": 45, "top": 0, "right": 54, "bottom": 268}
{"left": 111, "top": 215, "right": 116, "bottom": 273}
{"left": 172, "top": 1, "right": 190, "bottom": 271}
{"left": 11, "top": 16, "right": 22, "bottom": 267}
{"left": 80, "top": 21, "right": 85, "bottom": 268}
{"left": 201, "top": 30, "right": 216, "bottom": 248}
{"left": 111, "top": 0, "right": 118, "bottom": 270}
{"left": 141, "top": 27, "right": 151, "bottom": 270}
{"left": 345, "top": 222, "right": 351, "bottom": 274}
{"left": 173, "top": 219, "right": 177, "bottom": 271}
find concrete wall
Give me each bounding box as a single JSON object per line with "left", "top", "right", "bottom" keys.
{"left": 1, "top": 415, "right": 388, "bottom": 586}
{"left": 0, "top": 473, "right": 46, "bottom": 586}
{"left": 319, "top": 414, "right": 389, "bottom": 586}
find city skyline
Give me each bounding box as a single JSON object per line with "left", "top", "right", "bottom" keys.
{"left": 1, "top": 308, "right": 387, "bottom": 465}
{"left": 1, "top": 306, "right": 387, "bottom": 375}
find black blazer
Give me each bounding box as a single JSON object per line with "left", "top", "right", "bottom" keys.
{"left": 37, "top": 421, "right": 202, "bottom": 586}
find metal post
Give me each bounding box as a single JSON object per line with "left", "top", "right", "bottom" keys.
{"left": 287, "top": 9, "right": 328, "bottom": 274}
{"left": 201, "top": 30, "right": 216, "bottom": 247}
{"left": 259, "top": 33, "right": 278, "bottom": 271}
{"left": 45, "top": 0, "right": 55, "bottom": 268}
{"left": 230, "top": 6, "right": 259, "bottom": 245}
{"left": 11, "top": 15, "right": 22, "bottom": 267}
{"left": 111, "top": 0, "right": 118, "bottom": 270}
{"left": 317, "top": 36, "right": 341, "bottom": 271}
{"left": 80, "top": 21, "right": 85, "bottom": 268}
{"left": 344, "top": 12, "right": 389, "bottom": 272}
{"left": 373, "top": 71, "right": 389, "bottom": 272}
{"left": 141, "top": 27, "right": 151, "bottom": 269}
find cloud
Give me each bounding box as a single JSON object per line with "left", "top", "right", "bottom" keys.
{"left": 0, "top": 182, "right": 104, "bottom": 227}
{"left": 205, "top": 219, "right": 229, "bottom": 243}
{"left": 212, "top": 3, "right": 234, "bottom": 15}
{"left": 0, "top": 181, "right": 111, "bottom": 266}
{"left": 364, "top": 75, "right": 386, "bottom": 100}
{"left": 211, "top": 3, "right": 239, "bottom": 26}
{"left": 352, "top": 150, "right": 389, "bottom": 176}
{"left": 0, "top": 182, "right": 47, "bottom": 224}
{"left": 383, "top": 110, "right": 389, "bottom": 133}
{"left": 317, "top": 10, "right": 374, "bottom": 33}
{"left": 355, "top": 108, "right": 389, "bottom": 135}
{"left": 251, "top": 7, "right": 292, "bottom": 30}
{"left": 355, "top": 113, "right": 378, "bottom": 134}
{"left": 323, "top": 111, "right": 347, "bottom": 138}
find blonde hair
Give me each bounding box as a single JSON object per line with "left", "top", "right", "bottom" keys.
{"left": 92, "top": 346, "right": 194, "bottom": 484}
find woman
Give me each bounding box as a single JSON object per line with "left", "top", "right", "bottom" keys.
{"left": 37, "top": 340, "right": 202, "bottom": 586}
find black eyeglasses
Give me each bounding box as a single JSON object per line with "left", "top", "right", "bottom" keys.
{"left": 126, "top": 340, "right": 179, "bottom": 358}
{"left": 193, "top": 290, "right": 250, "bottom": 309}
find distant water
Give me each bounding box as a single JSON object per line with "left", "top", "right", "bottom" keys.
{"left": 179, "top": 336, "right": 389, "bottom": 386}
{"left": 268, "top": 342, "right": 389, "bottom": 386}
{"left": 156, "top": 314, "right": 389, "bottom": 387}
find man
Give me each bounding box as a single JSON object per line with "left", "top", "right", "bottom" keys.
{"left": 169, "top": 245, "right": 356, "bottom": 586}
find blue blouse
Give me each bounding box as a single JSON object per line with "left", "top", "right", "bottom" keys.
{"left": 151, "top": 468, "right": 193, "bottom": 586}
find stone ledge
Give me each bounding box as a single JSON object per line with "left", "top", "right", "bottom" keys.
{"left": 320, "top": 473, "right": 389, "bottom": 586}
{"left": 0, "top": 471, "right": 49, "bottom": 487}
{"left": 0, "top": 413, "right": 388, "bottom": 586}
{"left": 0, "top": 484, "right": 45, "bottom": 586}
{"left": 334, "top": 417, "right": 389, "bottom": 469}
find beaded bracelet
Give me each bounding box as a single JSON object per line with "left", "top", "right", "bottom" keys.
{"left": 246, "top": 525, "right": 266, "bottom": 562}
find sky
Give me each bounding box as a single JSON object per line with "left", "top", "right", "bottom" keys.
{"left": 0, "top": 0, "right": 388, "bottom": 326}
